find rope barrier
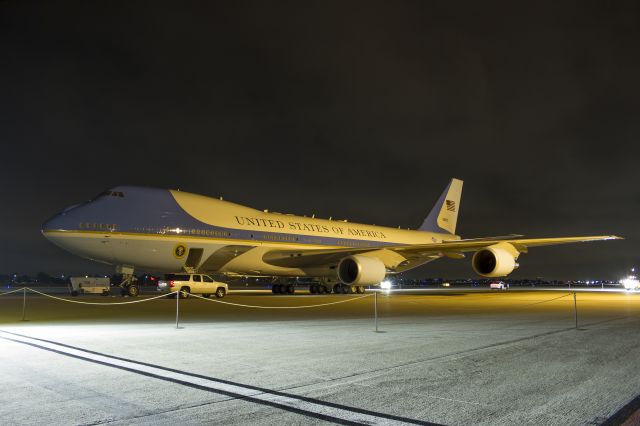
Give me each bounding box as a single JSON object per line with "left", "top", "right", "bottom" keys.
{"left": 521, "top": 293, "right": 572, "bottom": 307}
{"left": 186, "top": 292, "right": 373, "bottom": 309}
{"left": 26, "top": 288, "right": 171, "bottom": 305}
{"left": 0, "top": 288, "right": 25, "bottom": 297}
{"left": 16, "top": 288, "right": 372, "bottom": 309}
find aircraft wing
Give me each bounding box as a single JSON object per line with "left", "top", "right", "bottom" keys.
{"left": 262, "top": 235, "right": 622, "bottom": 270}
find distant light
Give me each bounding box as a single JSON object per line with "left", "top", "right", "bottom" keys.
{"left": 380, "top": 280, "right": 392, "bottom": 290}
{"left": 622, "top": 277, "right": 639, "bottom": 290}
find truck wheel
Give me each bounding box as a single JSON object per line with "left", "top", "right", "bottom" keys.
{"left": 180, "top": 287, "right": 190, "bottom": 299}
{"left": 203, "top": 294, "right": 211, "bottom": 298}
{"left": 215, "top": 287, "right": 226, "bottom": 298}
{"left": 127, "top": 285, "right": 140, "bottom": 297}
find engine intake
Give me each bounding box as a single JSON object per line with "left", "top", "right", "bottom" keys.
{"left": 338, "top": 255, "right": 386, "bottom": 286}
{"left": 472, "top": 243, "right": 519, "bottom": 278}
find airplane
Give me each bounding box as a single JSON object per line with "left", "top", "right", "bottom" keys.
{"left": 41, "top": 179, "right": 621, "bottom": 296}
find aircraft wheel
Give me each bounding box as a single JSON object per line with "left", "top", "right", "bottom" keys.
{"left": 333, "top": 284, "right": 341, "bottom": 294}
{"left": 286, "top": 284, "right": 295, "bottom": 294}
{"left": 356, "top": 286, "right": 365, "bottom": 294}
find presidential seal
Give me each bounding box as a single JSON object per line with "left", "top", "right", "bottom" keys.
{"left": 173, "top": 244, "right": 187, "bottom": 259}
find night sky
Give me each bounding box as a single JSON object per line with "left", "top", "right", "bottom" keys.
{"left": 1, "top": 2, "right": 638, "bottom": 279}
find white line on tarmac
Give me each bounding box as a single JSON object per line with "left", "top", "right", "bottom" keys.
{"left": 0, "top": 330, "right": 438, "bottom": 426}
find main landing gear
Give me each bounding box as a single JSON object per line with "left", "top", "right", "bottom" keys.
{"left": 270, "top": 279, "right": 366, "bottom": 295}
{"left": 331, "top": 284, "right": 366, "bottom": 294}
{"left": 271, "top": 283, "right": 296, "bottom": 294}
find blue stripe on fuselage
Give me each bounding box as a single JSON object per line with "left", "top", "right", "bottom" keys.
{"left": 42, "top": 186, "right": 401, "bottom": 248}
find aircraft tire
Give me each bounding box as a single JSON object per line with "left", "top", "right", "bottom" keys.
{"left": 333, "top": 284, "right": 341, "bottom": 294}
{"left": 127, "top": 285, "right": 140, "bottom": 297}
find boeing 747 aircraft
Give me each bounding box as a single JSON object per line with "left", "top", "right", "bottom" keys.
{"left": 42, "top": 179, "right": 620, "bottom": 296}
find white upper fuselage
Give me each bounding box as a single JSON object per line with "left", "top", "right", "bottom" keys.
{"left": 41, "top": 186, "right": 455, "bottom": 277}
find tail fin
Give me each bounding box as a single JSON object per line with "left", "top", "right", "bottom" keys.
{"left": 419, "top": 178, "right": 463, "bottom": 235}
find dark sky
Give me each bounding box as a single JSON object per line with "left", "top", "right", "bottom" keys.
{"left": 1, "top": 1, "right": 638, "bottom": 279}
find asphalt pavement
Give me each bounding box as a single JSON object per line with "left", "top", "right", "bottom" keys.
{"left": 0, "top": 289, "right": 639, "bottom": 425}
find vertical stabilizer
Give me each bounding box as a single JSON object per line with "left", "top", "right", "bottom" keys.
{"left": 419, "top": 178, "right": 463, "bottom": 235}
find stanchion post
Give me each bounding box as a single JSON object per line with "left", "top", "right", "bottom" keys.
{"left": 573, "top": 292, "right": 578, "bottom": 329}
{"left": 21, "top": 287, "right": 26, "bottom": 321}
{"left": 374, "top": 290, "right": 378, "bottom": 332}
{"left": 176, "top": 290, "right": 180, "bottom": 329}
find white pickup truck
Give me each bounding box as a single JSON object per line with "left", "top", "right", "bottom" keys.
{"left": 158, "top": 273, "right": 228, "bottom": 298}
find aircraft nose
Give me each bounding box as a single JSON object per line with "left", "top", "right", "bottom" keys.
{"left": 42, "top": 213, "right": 65, "bottom": 234}
{"left": 41, "top": 203, "right": 82, "bottom": 234}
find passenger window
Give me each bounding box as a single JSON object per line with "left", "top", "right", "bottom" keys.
{"left": 202, "top": 275, "right": 213, "bottom": 283}
{"left": 192, "top": 275, "right": 201, "bottom": 282}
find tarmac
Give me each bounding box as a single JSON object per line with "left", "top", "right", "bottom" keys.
{"left": 1, "top": 288, "right": 639, "bottom": 425}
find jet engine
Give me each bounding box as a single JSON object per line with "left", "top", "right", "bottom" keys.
{"left": 472, "top": 243, "right": 520, "bottom": 278}
{"left": 338, "top": 255, "right": 386, "bottom": 286}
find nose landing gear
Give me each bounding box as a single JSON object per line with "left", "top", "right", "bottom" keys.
{"left": 116, "top": 265, "right": 139, "bottom": 297}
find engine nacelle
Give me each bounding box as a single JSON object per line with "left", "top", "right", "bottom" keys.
{"left": 338, "top": 255, "right": 386, "bottom": 286}
{"left": 472, "top": 243, "right": 519, "bottom": 278}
